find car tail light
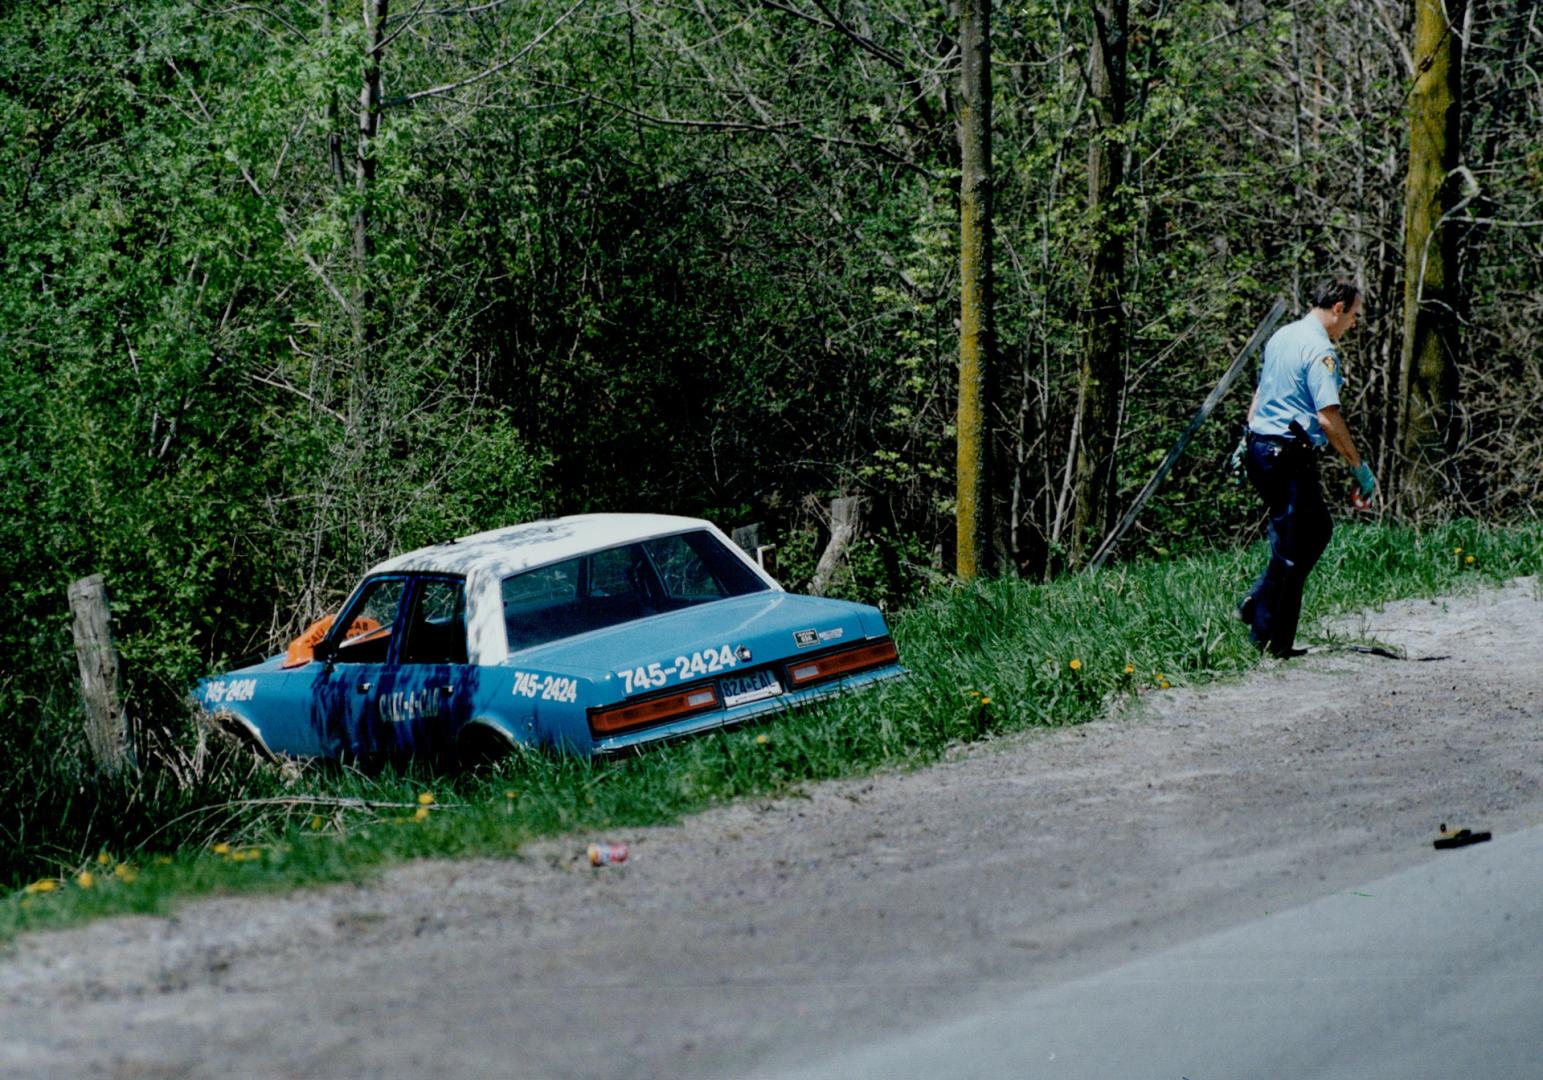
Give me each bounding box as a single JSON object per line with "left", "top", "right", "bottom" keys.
{"left": 589, "top": 685, "right": 720, "bottom": 737}
{"left": 785, "top": 638, "right": 900, "bottom": 690}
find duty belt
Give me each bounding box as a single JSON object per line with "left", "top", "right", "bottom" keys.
{"left": 1247, "top": 428, "right": 1325, "bottom": 456}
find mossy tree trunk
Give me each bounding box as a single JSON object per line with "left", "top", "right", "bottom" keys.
{"left": 1070, "top": 0, "right": 1129, "bottom": 563}
{"left": 956, "top": 0, "right": 994, "bottom": 580}
{"left": 1397, "top": 0, "right": 1465, "bottom": 515}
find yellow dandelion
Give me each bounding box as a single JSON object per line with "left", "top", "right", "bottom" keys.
{"left": 1454, "top": 546, "right": 1463, "bottom": 554}
{"left": 24, "top": 879, "right": 57, "bottom": 895}
{"left": 76, "top": 871, "right": 94, "bottom": 889}
{"left": 114, "top": 864, "right": 137, "bottom": 883}
{"left": 755, "top": 734, "right": 770, "bottom": 745}
{"left": 417, "top": 792, "right": 435, "bottom": 806}
{"left": 980, "top": 697, "right": 992, "bottom": 706}
{"left": 154, "top": 856, "right": 173, "bottom": 866}
{"left": 1159, "top": 680, "right": 1171, "bottom": 690}
{"left": 96, "top": 851, "right": 111, "bottom": 866}
{"left": 1069, "top": 658, "right": 1082, "bottom": 671}
{"left": 413, "top": 806, "right": 431, "bottom": 822}
{"left": 211, "top": 842, "right": 231, "bottom": 856}
{"left": 1124, "top": 664, "right": 1135, "bottom": 675}
{"left": 1465, "top": 555, "right": 1475, "bottom": 565}
{"left": 504, "top": 790, "right": 518, "bottom": 799}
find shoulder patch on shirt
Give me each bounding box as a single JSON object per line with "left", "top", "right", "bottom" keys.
{"left": 1320, "top": 355, "right": 1336, "bottom": 373}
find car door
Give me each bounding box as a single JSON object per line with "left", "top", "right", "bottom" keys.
{"left": 316, "top": 575, "right": 407, "bottom": 760}
{"left": 372, "top": 575, "right": 476, "bottom": 758}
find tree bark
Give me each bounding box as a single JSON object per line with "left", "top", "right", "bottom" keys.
{"left": 324, "top": 2, "right": 346, "bottom": 188}
{"left": 1070, "top": 0, "right": 1128, "bottom": 564}
{"left": 1397, "top": 0, "right": 1464, "bottom": 515}
{"left": 68, "top": 575, "right": 136, "bottom": 778}
{"left": 956, "top": 0, "right": 994, "bottom": 580}
{"left": 809, "top": 497, "right": 861, "bottom": 597}
{"left": 352, "top": 0, "right": 389, "bottom": 345}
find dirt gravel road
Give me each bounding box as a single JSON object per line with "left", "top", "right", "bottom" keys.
{"left": 3, "top": 579, "right": 1540, "bottom": 1080}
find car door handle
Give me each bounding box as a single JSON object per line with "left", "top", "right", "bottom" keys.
{"left": 356, "top": 681, "right": 373, "bottom": 693}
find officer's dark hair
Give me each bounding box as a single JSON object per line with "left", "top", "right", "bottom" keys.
{"left": 1309, "top": 280, "right": 1360, "bottom": 313}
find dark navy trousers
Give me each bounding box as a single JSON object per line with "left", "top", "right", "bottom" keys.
{"left": 1242, "top": 434, "right": 1332, "bottom": 656}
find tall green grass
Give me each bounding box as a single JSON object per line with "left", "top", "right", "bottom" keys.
{"left": 4, "top": 519, "right": 1538, "bottom": 939}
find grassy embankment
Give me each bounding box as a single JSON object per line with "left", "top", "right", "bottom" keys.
{"left": 4, "top": 519, "right": 1538, "bottom": 939}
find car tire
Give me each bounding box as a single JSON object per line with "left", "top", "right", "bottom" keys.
{"left": 455, "top": 724, "right": 514, "bottom": 771}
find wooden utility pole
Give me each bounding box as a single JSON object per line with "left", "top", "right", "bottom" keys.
{"left": 956, "top": 0, "right": 994, "bottom": 581}
{"left": 1071, "top": 0, "right": 1130, "bottom": 563}
{"left": 67, "top": 575, "right": 136, "bottom": 777}
{"left": 1398, "top": 0, "right": 1465, "bottom": 515}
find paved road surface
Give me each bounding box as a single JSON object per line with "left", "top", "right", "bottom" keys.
{"left": 761, "top": 824, "right": 1543, "bottom": 1080}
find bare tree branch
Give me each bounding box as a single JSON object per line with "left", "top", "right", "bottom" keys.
{"left": 376, "top": 0, "right": 430, "bottom": 55}
{"left": 760, "top": 0, "right": 911, "bottom": 74}
{"left": 386, "top": 0, "right": 588, "bottom": 107}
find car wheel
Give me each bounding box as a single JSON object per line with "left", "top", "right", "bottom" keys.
{"left": 455, "top": 725, "right": 513, "bottom": 771}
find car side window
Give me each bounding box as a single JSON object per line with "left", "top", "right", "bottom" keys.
{"left": 503, "top": 558, "right": 581, "bottom": 652}
{"left": 334, "top": 578, "right": 406, "bottom": 664}
{"left": 399, "top": 578, "right": 468, "bottom": 665}
{"left": 503, "top": 559, "right": 578, "bottom": 607}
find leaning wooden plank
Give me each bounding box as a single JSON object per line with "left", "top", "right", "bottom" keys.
{"left": 1086, "top": 297, "right": 1288, "bottom": 572}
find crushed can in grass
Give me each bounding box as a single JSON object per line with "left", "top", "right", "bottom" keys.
{"left": 588, "top": 842, "right": 629, "bottom": 867}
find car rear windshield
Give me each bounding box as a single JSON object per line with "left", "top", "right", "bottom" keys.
{"left": 502, "top": 530, "right": 769, "bottom": 653}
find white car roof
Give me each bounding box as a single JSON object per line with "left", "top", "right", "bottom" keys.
{"left": 365, "top": 513, "right": 731, "bottom": 581}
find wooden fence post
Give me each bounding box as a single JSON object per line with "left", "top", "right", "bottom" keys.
{"left": 808, "top": 496, "right": 861, "bottom": 597}
{"left": 731, "top": 522, "right": 763, "bottom": 556}
{"left": 67, "top": 574, "right": 136, "bottom": 777}
{"left": 731, "top": 522, "right": 775, "bottom": 572}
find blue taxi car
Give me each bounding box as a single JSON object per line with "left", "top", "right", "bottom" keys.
{"left": 195, "top": 514, "right": 905, "bottom": 760}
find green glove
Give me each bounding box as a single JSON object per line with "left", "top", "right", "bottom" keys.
{"left": 1351, "top": 461, "right": 1376, "bottom": 498}
{"left": 1228, "top": 434, "right": 1247, "bottom": 480}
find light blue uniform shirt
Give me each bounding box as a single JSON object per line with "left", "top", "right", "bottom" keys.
{"left": 1250, "top": 314, "right": 1342, "bottom": 446}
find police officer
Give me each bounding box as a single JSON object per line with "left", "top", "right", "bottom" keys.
{"left": 1239, "top": 281, "right": 1375, "bottom": 657}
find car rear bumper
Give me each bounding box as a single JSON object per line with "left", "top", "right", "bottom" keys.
{"left": 589, "top": 663, "right": 908, "bottom": 755}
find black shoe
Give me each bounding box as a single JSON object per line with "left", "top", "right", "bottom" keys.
{"left": 1269, "top": 646, "right": 1310, "bottom": 659}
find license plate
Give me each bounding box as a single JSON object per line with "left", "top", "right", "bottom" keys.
{"left": 720, "top": 668, "right": 783, "bottom": 707}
